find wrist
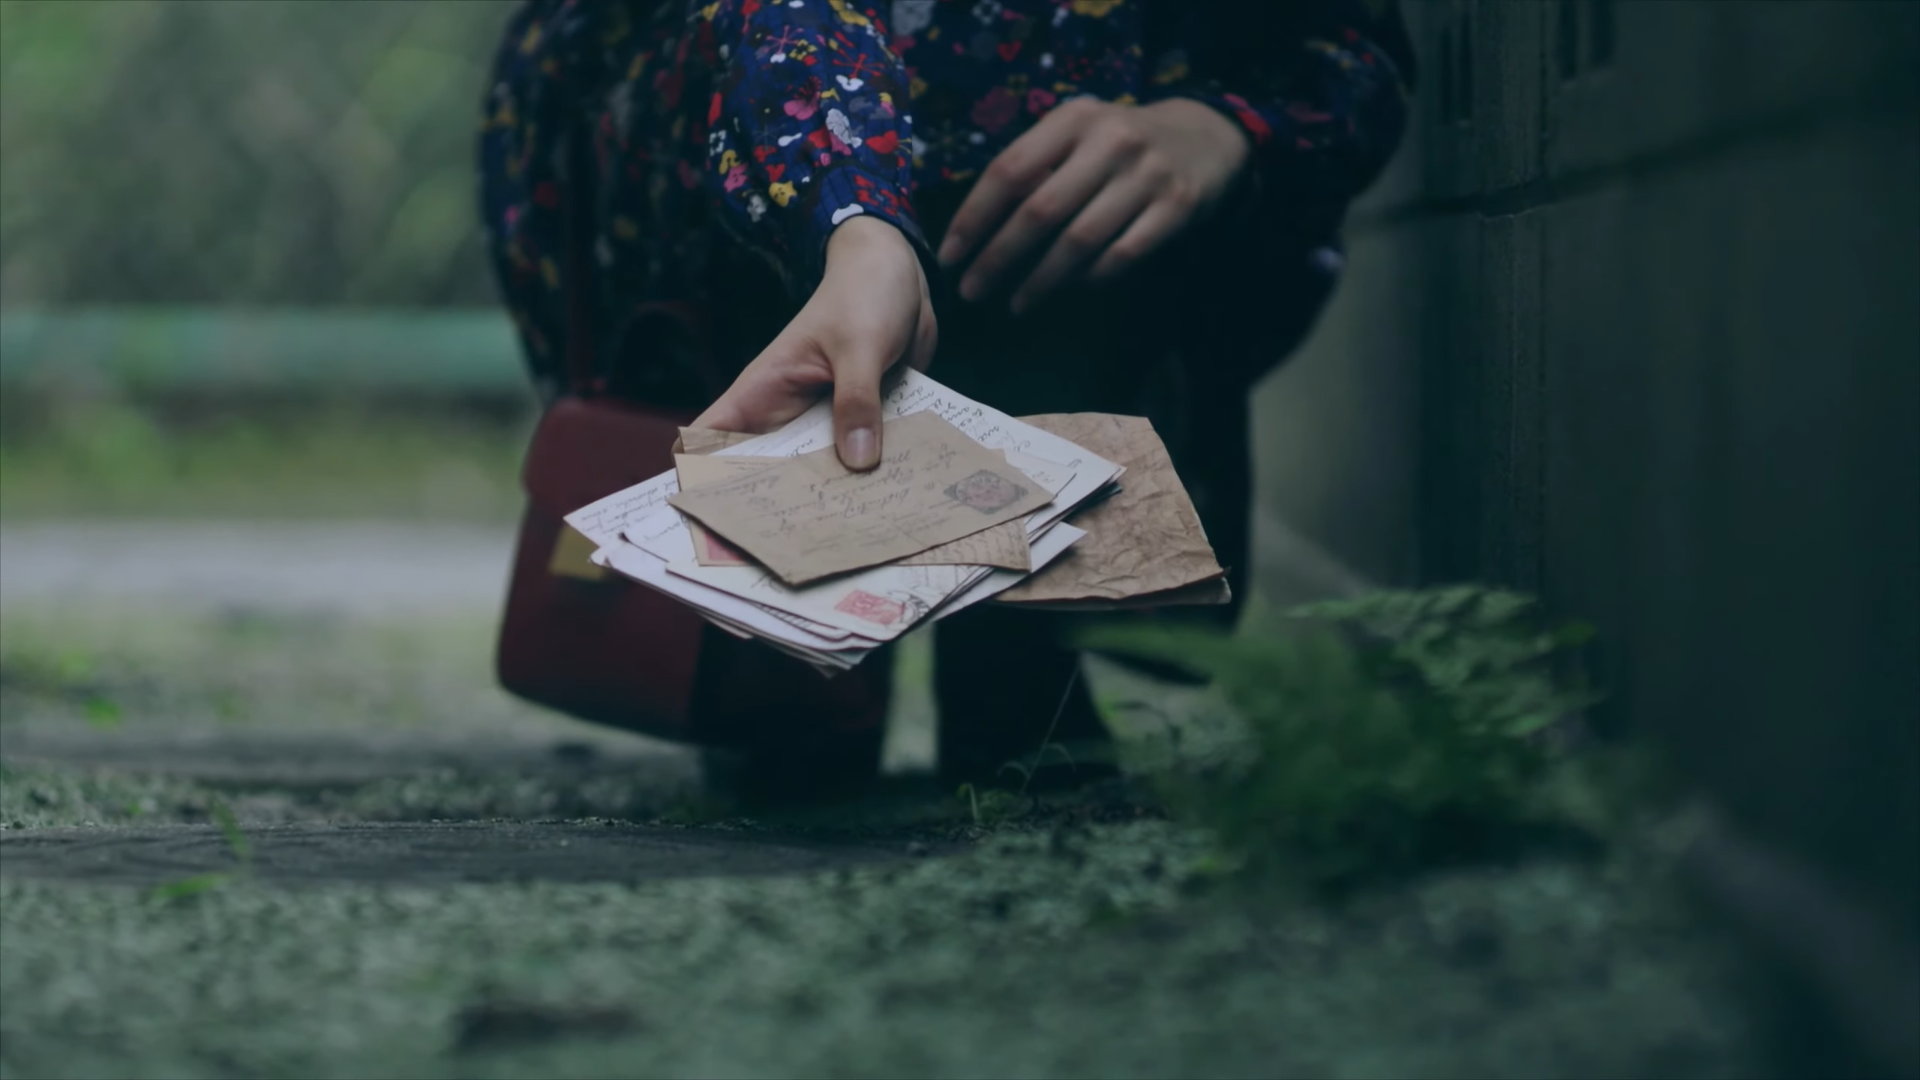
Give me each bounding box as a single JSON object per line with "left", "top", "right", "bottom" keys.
{"left": 825, "top": 215, "right": 913, "bottom": 265}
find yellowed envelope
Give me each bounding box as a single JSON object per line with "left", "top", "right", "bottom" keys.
{"left": 675, "top": 454, "right": 1035, "bottom": 572}
{"left": 673, "top": 427, "right": 760, "bottom": 456}
{"left": 674, "top": 455, "right": 787, "bottom": 567}
{"left": 668, "top": 412, "right": 1052, "bottom": 586}
{"left": 894, "top": 519, "right": 1030, "bottom": 571}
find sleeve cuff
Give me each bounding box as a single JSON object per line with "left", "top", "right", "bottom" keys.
{"left": 784, "top": 165, "right": 930, "bottom": 301}
{"left": 1146, "top": 85, "right": 1310, "bottom": 196}
{"left": 1143, "top": 34, "right": 1411, "bottom": 213}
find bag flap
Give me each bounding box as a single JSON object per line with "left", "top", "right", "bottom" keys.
{"left": 523, "top": 396, "right": 696, "bottom": 521}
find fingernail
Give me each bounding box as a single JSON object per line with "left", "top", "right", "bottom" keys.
{"left": 937, "top": 237, "right": 961, "bottom": 266}
{"left": 958, "top": 276, "right": 980, "bottom": 303}
{"left": 843, "top": 426, "right": 877, "bottom": 469}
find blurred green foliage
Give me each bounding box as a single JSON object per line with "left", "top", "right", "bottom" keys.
{"left": 0, "top": 396, "right": 527, "bottom": 519}
{"left": 0, "top": 0, "right": 517, "bottom": 307}
{"left": 1087, "top": 587, "right": 1627, "bottom": 887}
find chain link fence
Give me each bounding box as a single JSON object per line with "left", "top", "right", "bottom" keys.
{"left": 0, "top": 0, "right": 519, "bottom": 309}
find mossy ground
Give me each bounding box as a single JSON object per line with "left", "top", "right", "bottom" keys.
{"left": 0, "top": 411, "right": 1767, "bottom": 1078}
{"left": 0, "top": 601, "right": 1769, "bottom": 1079}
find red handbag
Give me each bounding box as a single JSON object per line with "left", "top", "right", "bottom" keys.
{"left": 493, "top": 128, "right": 890, "bottom": 750}
{"left": 495, "top": 388, "right": 894, "bottom": 748}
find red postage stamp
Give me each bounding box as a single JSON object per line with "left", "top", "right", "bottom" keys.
{"left": 696, "top": 527, "right": 751, "bottom": 567}
{"left": 834, "top": 589, "right": 905, "bottom": 627}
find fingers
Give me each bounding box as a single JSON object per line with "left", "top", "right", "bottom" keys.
{"left": 693, "top": 330, "right": 831, "bottom": 434}
{"left": 958, "top": 129, "right": 1134, "bottom": 303}
{"left": 692, "top": 367, "right": 813, "bottom": 437}
{"left": 1087, "top": 189, "right": 1196, "bottom": 283}
{"left": 689, "top": 395, "right": 750, "bottom": 434}
{"left": 1008, "top": 172, "right": 1156, "bottom": 313}
{"left": 907, "top": 294, "right": 938, "bottom": 373}
{"left": 936, "top": 99, "right": 1094, "bottom": 272}
{"left": 696, "top": 318, "right": 915, "bottom": 471}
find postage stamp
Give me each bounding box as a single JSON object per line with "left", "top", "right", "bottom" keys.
{"left": 944, "top": 469, "right": 1029, "bottom": 514}
{"left": 697, "top": 527, "right": 752, "bottom": 567}
{"left": 834, "top": 589, "right": 906, "bottom": 627}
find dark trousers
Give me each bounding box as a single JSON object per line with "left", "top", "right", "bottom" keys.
{"left": 915, "top": 187, "right": 1251, "bottom": 773}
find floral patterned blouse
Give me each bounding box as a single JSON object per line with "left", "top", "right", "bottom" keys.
{"left": 479, "top": 0, "right": 1414, "bottom": 398}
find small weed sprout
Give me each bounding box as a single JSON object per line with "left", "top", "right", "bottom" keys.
{"left": 955, "top": 782, "right": 1029, "bottom": 826}
{"left": 149, "top": 797, "right": 253, "bottom": 902}
{"left": 953, "top": 665, "right": 1086, "bottom": 825}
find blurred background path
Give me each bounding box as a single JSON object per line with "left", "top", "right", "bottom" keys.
{"left": 1, "top": 520, "right": 514, "bottom": 616}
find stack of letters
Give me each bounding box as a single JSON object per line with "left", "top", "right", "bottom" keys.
{"left": 563, "top": 369, "right": 1229, "bottom": 675}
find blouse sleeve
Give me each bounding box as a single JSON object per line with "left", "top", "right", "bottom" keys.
{"left": 700, "top": 0, "right": 928, "bottom": 300}
{"left": 1143, "top": 0, "right": 1415, "bottom": 218}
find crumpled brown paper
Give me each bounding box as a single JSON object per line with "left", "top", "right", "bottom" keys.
{"left": 993, "top": 413, "right": 1228, "bottom": 608}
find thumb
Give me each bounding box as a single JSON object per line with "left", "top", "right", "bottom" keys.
{"left": 831, "top": 346, "right": 888, "bottom": 471}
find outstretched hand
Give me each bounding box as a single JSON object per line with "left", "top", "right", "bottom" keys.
{"left": 694, "top": 216, "right": 937, "bottom": 471}
{"left": 937, "top": 97, "right": 1251, "bottom": 314}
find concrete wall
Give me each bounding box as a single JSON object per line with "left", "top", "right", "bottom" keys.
{"left": 1252, "top": 1, "right": 1918, "bottom": 1063}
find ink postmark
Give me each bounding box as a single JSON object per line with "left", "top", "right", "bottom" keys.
{"left": 944, "top": 469, "right": 1028, "bottom": 514}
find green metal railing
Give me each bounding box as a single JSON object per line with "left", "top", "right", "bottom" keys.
{"left": 0, "top": 309, "right": 528, "bottom": 393}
